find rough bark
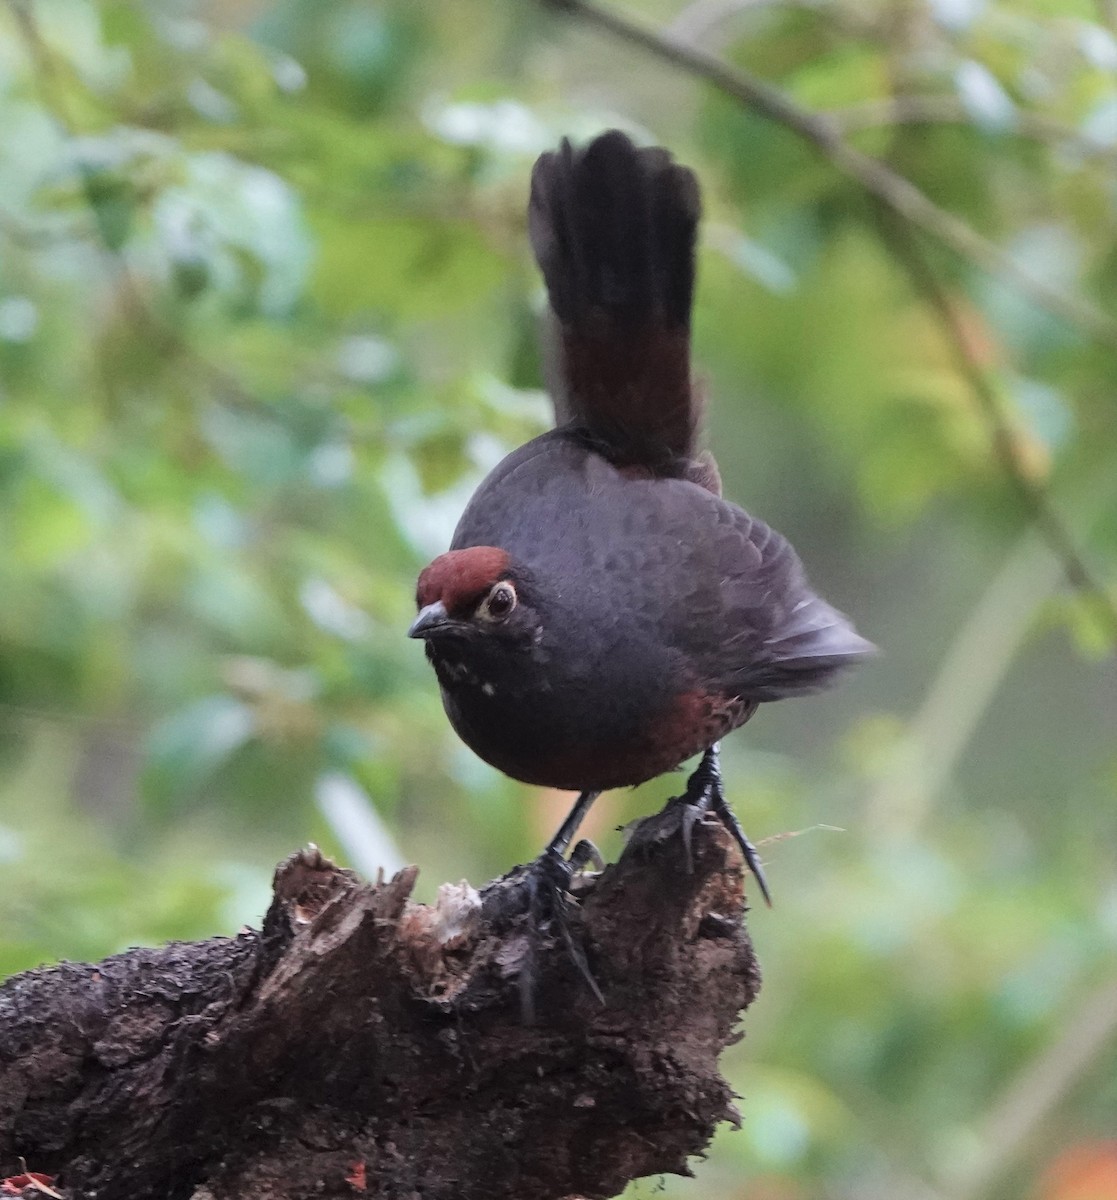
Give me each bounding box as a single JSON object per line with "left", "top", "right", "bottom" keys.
{"left": 0, "top": 800, "right": 761, "bottom": 1200}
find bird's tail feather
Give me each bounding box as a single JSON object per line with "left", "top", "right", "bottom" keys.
{"left": 529, "top": 130, "right": 702, "bottom": 472}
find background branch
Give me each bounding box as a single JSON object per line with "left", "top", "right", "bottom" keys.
{"left": 871, "top": 208, "right": 1117, "bottom": 639}
{"left": 831, "top": 95, "right": 1116, "bottom": 162}
{"left": 544, "top": 0, "right": 1117, "bottom": 348}
{"left": 544, "top": 0, "right": 1117, "bottom": 640}
{"left": 944, "top": 976, "right": 1117, "bottom": 1200}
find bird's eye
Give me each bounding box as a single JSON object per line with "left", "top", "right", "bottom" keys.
{"left": 479, "top": 581, "right": 517, "bottom": 622}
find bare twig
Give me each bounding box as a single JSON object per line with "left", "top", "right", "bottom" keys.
{"left": 873, "top": 206, "right": 1117, "bottom": 639}
{"left": 666, "top": 0, "right": 779, "bottom": 47}
{"left": 542, "top": 0, "right": 1117, "bottom": 348}
{"left": 832, "top": 95, "right": 1117, "bottom": 163}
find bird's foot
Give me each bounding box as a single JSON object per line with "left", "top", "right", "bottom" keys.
{"left": 681, "top": 746, "right": 772, "bottom": 907}
{"left": 518, "top": 843, "right": 605, "bottom": 1021}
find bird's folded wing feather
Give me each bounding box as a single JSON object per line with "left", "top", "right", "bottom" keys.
{"left": 655, "top": 482, "right": 875, "bottom": 701}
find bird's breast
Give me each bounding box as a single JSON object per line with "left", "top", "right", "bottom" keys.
{"left": 437, "top": 665, "right": 755, "bottom": 792}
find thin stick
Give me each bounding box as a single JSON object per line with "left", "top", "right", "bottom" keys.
{"left": 874, "top": 207, "right": 1117, "bottom": 638}
{"left": 831, "top": 95, "right": 1115, "bottom": 163}
{"left": 944, "top": 977, "right": 1117, "bottom": 1200}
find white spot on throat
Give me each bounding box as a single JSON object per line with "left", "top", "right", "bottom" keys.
{"left": 435, "top": 652, "right": 496, "bottom": 695}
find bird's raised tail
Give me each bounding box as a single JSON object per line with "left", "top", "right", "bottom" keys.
{"left": 529, "top": 130, "right": 702, "bottom": 473}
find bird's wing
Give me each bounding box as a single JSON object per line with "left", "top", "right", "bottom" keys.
{"left": 648, "top": 481, "right": 875, "bottom": 701}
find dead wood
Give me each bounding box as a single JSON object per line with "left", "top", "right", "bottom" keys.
{"left": 0, "top": 800, "right": 761, "bottom": 1200}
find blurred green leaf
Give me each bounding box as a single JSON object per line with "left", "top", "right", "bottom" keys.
{"left": 143, "top": 693, "right": 256, "bottom": 805}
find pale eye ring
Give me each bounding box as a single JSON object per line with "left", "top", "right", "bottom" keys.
{"left": 479, "top": 581, "right": 517, "bottom": 622}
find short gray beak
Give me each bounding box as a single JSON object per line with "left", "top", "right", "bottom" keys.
{"left": 408, "top": 600, "right": 452, "bottom": 639}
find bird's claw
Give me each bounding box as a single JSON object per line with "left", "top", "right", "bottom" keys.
{"left": 519, "top": 847, "right": 604, "bottom": 1022}
{"left": 568, "top": 837, "right": 605, "bottom": 875}
{"left": 680, "top": 746, "right": 773, "bottom": 907}
{"left": 680, "top": 799, "right": 708, "bottom": 876}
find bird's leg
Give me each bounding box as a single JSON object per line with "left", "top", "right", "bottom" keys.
{"left": 544, "top": 789, "right": 602, "bottom": 859}
{"left": 517, "top": 789, "right": 606, "bottom": 1020}
{"left": 682, "top": 744, "right": 773, "bottom": 907}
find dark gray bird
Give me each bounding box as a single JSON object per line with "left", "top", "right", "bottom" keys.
{"left": 410, "top": 131, "right": 873, "bottom": 902}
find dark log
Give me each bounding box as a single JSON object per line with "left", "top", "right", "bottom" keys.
{"left": 0, "top": 800, "right": 761, "bottom": 1200}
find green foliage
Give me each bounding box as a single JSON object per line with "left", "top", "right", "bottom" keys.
{"left": 0, "top": 2, "right": 1114, "bottom": 1198}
